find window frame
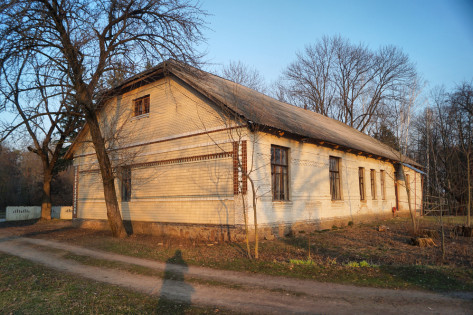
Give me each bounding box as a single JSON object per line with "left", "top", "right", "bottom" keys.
{"left": 370, "top": 169, "right": 377, "bottom": 200}
{"left": 380, "top": 170, "right": 386, "bottom": 200}
{"left": 121, "top": 167, "right": 132, "bottom": 202}
{"left": 133, "top": 95, "right": 150, "bottom": 117}
{"left": 271, "top": 145, "right": 289, "bottom": 201}
{"left": 329, "top": 156, "right": 342, "bottom": 200}
{"left": 358, "top": 167, "right": 365, "bottom": 201}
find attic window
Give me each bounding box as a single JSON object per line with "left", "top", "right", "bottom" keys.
{"left": 133, "top": 95, "right": 150, "bottom": 117}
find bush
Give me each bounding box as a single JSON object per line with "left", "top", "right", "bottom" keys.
{"left": 346, "top": 260, "right": 377, "bottom": 268}
{"left": 290, "top": 259, "right": 314, "bottom": 266}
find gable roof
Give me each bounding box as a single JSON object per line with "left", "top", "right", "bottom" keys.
{"left": 66, "top": 60, "right": 420, "bottom": 167}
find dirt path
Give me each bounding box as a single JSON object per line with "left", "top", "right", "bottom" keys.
{"left": 1, "top": 232, "right": 472, "bottom": 314}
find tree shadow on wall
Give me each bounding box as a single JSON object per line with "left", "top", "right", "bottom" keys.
{"left": 157, "top": 249, "right": 195, "bottom": 314}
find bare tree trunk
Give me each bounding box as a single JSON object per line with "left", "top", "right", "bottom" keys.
{"left": 249, "top": 177, "right": 258, "bottom": 259}
{"left": 400, "top": 166, "right": 417, "bottom": 234}
{"left": 86, "top": 112, "right": 127, "bottom": 238}
{"left": 440, "top": 202, "right": 445, "bottom": 260}
{"left": 468, "top": 152, "right": 471, "bottom": 227}
{"left": 41, "top": 169, "right": 52, "bottom": 220}
{"left": 241, "top": 193, "right": 252, "bottom": 259}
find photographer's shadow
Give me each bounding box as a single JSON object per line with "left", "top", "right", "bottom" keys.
{"left": 157, "top": 250, "right": 194, "bottom": 313}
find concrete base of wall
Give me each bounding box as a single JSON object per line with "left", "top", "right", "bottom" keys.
{"left": 73, "top": 219, "right": 247, "bottom": 242}
{"left": 73, "top": 211, "right": 409, "bottom": 242}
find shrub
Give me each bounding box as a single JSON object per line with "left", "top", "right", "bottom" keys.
{"left": 290, "top": 259, "right": 314, "bottom": 266}
{"left": 346, "top": 261, "right": 360, "bottom": 268}
{"left": 359, "top": 260, "right": 370, "bottom": 267}
{"left": 346, "top": 260, "right": 378, "bottom": 268}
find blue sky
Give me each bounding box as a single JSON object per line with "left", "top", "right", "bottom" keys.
{"left": 200, "top": 0, "right": 473, "bottom": 90}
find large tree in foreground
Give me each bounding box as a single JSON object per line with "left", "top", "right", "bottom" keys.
{"left": 0, "top": 0, "right": 207, "bottom": 237}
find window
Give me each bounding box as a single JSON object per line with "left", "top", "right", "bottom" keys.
{"left": 370, "top": 169, "right": 377, "bottom": 200}
{"left": 329, "top": 156, "right": 341, "bottom": 200}
{"left": 121, "top": 167, "right": 131, "bottom": 202}
{"left": 358, "top": 167, "right": 365, "bottom": 201}
{"left": 133, "top": 95, "right": 150, "bottom": 117}
{"left": 271, "top": 146, "right": 289, "bottom": 200}
{"left": 380, "top": 170, "right": 386, "bottom": 200}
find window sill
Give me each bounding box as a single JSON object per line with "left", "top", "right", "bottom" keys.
{"left": 272, "top": 200, "right": 292, "bottom": 204}
{"left": 131, "top": 113, "right": 149, "bottom": 121}
{"left": 331, "top": 199, "right": 344, "bottom": 203}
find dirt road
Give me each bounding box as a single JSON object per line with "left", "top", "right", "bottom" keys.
{"left": 0, "top": 230, "right": 472, "bottom": 314}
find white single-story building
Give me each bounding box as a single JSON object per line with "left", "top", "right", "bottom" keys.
{"left": 65, "top": 60, "right": 423, "bottom": 240}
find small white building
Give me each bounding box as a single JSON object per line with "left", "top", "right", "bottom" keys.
{"left": 66, "top": 61, "right": 423, "bottom": 240}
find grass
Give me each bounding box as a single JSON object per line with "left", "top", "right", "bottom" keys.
{"left": 62, "top": 253, "right": 248, "bottom": 291}
{"left": 4, "top": 217, "right": 473, "bottom": 293}
{"left": 289, "top": 259, "right": 315, "bottom": 265}
{"left": 0, "top": 253, "right": 225, "bottom": 314}
{"left": 60, "top": 239, "right": 473, "bottom": 292}
{"left": 63, "top": 253, "right": 166, "bottom": 277}
{"left": 421, "top": 215, "right": 468, "bottom": 225}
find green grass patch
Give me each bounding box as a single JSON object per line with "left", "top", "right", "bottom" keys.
{"left": 420, "top": 216, "right": 468, "bottom": 225}
{"left": 346, "top": 260, "right": 378, "bottom": 268}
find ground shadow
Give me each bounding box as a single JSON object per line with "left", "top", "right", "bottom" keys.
{"left": 123, "top": 220, "right": 134, "bottom": 236}
{"left": 0, "top": 219, "right": 41, "bottom": 228}
{"left": 157, "top": 250, "right": 194, "bottom": 314}
{"left": 381, "top": 265, "right": 473, "bottom": 293}
{"left": 0, "top": 219, "right": 76, "bottom": 242}
{"left": 229, "top": 241, "right": 252, "bottom": 258}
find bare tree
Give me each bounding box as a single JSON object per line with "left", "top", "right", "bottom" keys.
{"left": 275, "top": 36, "right": 335, "bottom": 116}
{"left": 414, "top": 82, "right": 472, "bottom": 231}
{"left": 390, "top": 79, "right": 424, "bottom": 234}
{"left": 220, "top": 61, "right": 267, "bottom": 93}
{"left": 450, "top": 83, "right": 473, "bottom": 227}
{"left": 277, "top": 35, "right": 417, "bottom": 134}
{"left": 0, "top": 0, "right": 207, "bottom": 237}
{"left": 0, "top": 55, "right": 81, "bottom": 219}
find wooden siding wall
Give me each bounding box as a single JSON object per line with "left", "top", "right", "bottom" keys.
{"left": 74, "top": 78, "right": 240, "bottom": 225}
{"left": 245, "top": 132, "right": 423, "bottom": 225}
{"left": 72, "top": 75, "right": 423, "bottom": 228}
